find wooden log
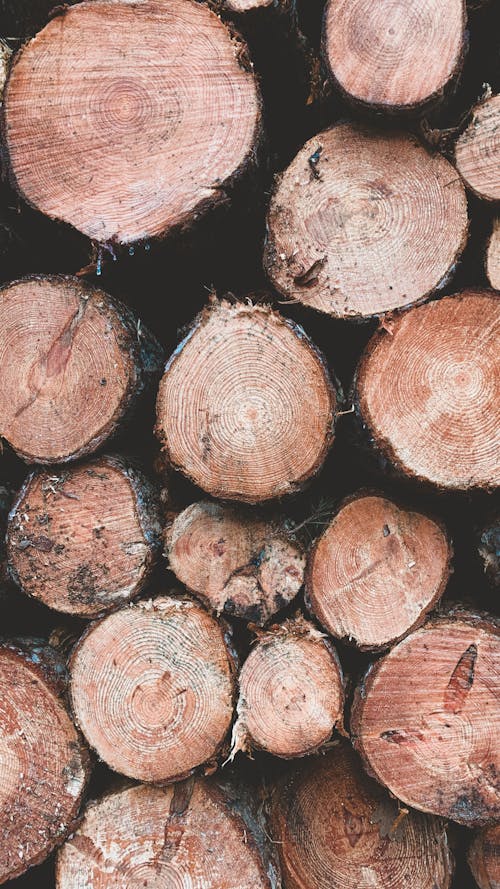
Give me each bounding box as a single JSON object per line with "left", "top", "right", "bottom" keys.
{"left": 455, "top": 94, "right": 500, "bottom": 201}
{"left": 468, "top": 824, "right": 500, "bottom": 889}
{"left": 2, "top": 0, "right": 262, "bottom": 246}
{"left": 156, "top": 300, "right": 337, "bottom": 502}
{"left": 269, "top": 740, "right": 454, "bottom": 889}
{"left": 307, "top": 493, "right": 452, "bottom": 650}
{"left": 264, "top": 124, "right": 468, "bottom": 319}
{"left": 351, "top": 609, "right": 500, "bottom": 826}
{"left": 478, "top": 515, "right": 500, "bottom": 588}
{"left": 7, "top": 455, "right": 162, "bottom": 617}
{"left": 69, "top": 596, "right": 236, "bottom": 783}
{"left": 486, "top": 218, "right": 500, "bottom": 290}
{"left": 0, "top": 639, "right": 90, "bottom": 884}
{"left": 56, "top": 778, "right": 276, "bottom": 888}
{"left": 0, "top": 276, "right": 163, "bottom": 464}
{"left": 165, "top": 500, "right": 305, "bottom": 624}
{"left": 232, "top": 616, "right": 344, "bottom": 758}
{"left": 322, "top": 0, "right": 466, "bottom": 112}
{"left": 354, "top": 291, "right": 500, "bottom": 490}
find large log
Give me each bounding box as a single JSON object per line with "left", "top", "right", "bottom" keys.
{"left": 455, "top": 94, "right": 500, "bottom": 201}
{"left": 354, "top": 291, "right": 500, "bottom": 490}
{"left": 351, "top": 610, "right": 500, "bottom": 826}
{"left": 264, "top": 124, "right": 468, "bottom": 319}
{"left": 156, "top": 300, "right": 337, "bottom": 502}
{"left": 2, "top": 0, "right": 262, "bottom": 246}
{"left": 468, "top": 824, "right": 500, "bottom": 889}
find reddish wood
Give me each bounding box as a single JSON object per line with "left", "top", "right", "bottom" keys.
{"left": 455, "top": 95, "right": 500, "bottom": 201}
{"left": 355, "top": 291, "right": 500, "bottom": 489}
{"left": 165, "top": 501, "right": 305, "bottom": 624}
{"left": 352, "top": 610, "right": 500, "bottom": 826}
{"left": 232, "top": 616, "right": 344, "bottom": 758}
{"left": 7, "top": 456, "right": 162, "bottom": 617}
{"left": 486, "top": 219, "right": 500, "bottom": 290}
{"left": 307, "top": 494, "right": 452, "bottom": 650}
{"left": 0, "top": 640, "right": 90, "bottom": 884}
{"left": 56, "top": 778, "right": 274, "bottom": 888}
{"left": 323, "top": 0, "right": 466, "bottom": 111}
{"left": 468, "top": 824, "right": 500, "bottom": 889}
{"left": 269, "top": 740, "right": 454, "bottom": 889}
{"left": 156, "top": 300, "right": 336, "bottom": 502}
{"left": 264, "top": 124, "right": 468, "bottom": 319}
{"left": 69, "top": 596, "right": 236, "bottom": 783}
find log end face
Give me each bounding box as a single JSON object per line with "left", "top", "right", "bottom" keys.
{"left": 455, "top": 95, "right": 500, "bottom": 201}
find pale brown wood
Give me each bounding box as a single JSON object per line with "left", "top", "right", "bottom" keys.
{"left": 468, "top": 824, "right": 500, "bottom": 889}
{"left": 486, "top": 218, "right": 500, "bottom": 289}
{"left": 7, "top": 456, "right": 162, "bottom": 617}
{"left": 269, "top": 740, "right": 454, "bottom": 889}
{"left": 307, "top": 494, "right": 452, "bottom": 650}
{"left": 2, "top": 0, "right": 262, "bottom": 245}
{"left": 355, "top": 291, "right": 500, "bottom": 489}
{"left": 455, "top": 95, "right": 500, "bottom": 201}
{"left": 156, "top": 300, "right": 336, "bottom": 502}
{"left": 165, "top": 501, "right": 305, "bottom": 624}
{"left": 323, "top": 0, "right": 466, "bottom": 111}
{"left": 69, "top": 596, "right": 235, "bottom": 783}
{"left": 264, "top": 124, "right": 468, "bottom": 319}
{"left": 225, "top": 0, "right": 276, "bottom": 10}
{"left": 352, "top": 610, "right": 500, "bottom": 826}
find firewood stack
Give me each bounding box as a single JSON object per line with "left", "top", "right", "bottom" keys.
{"left": 0, "top": 1, "right": 498, "bottom": 887}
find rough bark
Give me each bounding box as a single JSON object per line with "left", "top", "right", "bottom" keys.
{"left": 7, "top": 455, "right": 162, "bottom": 617}
{"left": 0, "top": 276, "right": 163, "bottom": 464}
{"left": 351, "top": 609, "right": 500, "bottom": 826}
{"left": 0, "top": 638, "right": 90, "bottom": 884}
{"left": 486, "top": 218, "right": 500, "bottom": 289}
{"left": 455, "top": 94, "right": 500, "bottom": 201}
{"left": 155, "top": 299, "right": 337, "bottom": 502}
{"left": 468, "top": 824, "right": 500, "bottom": 889}
{"left": 264, "top": 124, "right": 468, "bottom": 319}
{"left": 307, "top": 493, "right": 452, "bottom": 650}
{"left": 268, "top": 740, "right": 454, "bottom": 889}
{"left": 69, "top": 595, "right": 236, "bottom": 783}
{"left": 354, "top": 290, "right": 500, "bottom": 490}
{"left": 232, "top": 616, "right": 344, "bottom": 758}
{"left": 165, "top": 500, "right": 305, "bottom": 624}
{"left": 478, "top": 515, "right": 500, "bottom": 588}
{"left": 2, "top": 0, "right": 262, "bottom": 246}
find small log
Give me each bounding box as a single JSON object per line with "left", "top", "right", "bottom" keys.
{"left": 69, "top": 596, "right": 236, "bottom": 783}
{"left": 455, "top": 94, "right": 500, "bottom": 201}
{"left": 355, "top": 290, "right": 500, "bottom": 490}
{"left": 56, "top": 778, "right": 276, "bottom": 888}
{"left": 2, "top": 0, "right": 262, "bottom": 246}
{"left": 165, "top": 500, "right": 305, "bottom": 624}
{"left": 156, "top": 300, "right": 336, "bottom": 502}
{"left": 232, "top": 616, "right": 344, "bottom": 758}
{"left": 468, "top": 824, "right": 500, "bottom": 889}
{"left": 264, "top": 124, "right": 468, "bottom": 319}
{"left": 269, "top": 740, "right": 454, "bottom": 889}
{"left": 486, "top": 218, "right": 500, "bottom": 290}
{"left": 322, "top": 0, "right": 466, "bottom": 112}
{"left": 307, "top": 493, "right": 452, "bottom": 650}
{"left": 0, "top": 639, "right": 90, "bottom": 884}
{"left": 478, "top": 515, "right": 500, "bottom": 588}
{"left": 7, "top": 455, "right": 162, "bottom": 617}
{"left": 351, "top": 609, "right": 500, "bottom": 826}
{"left": 0, "top": 276, "right": 163, "bottom": 464}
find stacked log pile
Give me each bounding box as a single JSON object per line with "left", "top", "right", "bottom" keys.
{"left": 0, "top": 0, "right": 498, "bottom": 887}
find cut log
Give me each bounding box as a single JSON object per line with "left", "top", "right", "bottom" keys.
{"left": 224, "top": 0, "right": 279, "bottom": 12}
{"left": 0, "top": 276, "right": 163, "bottom": 464}
{"left": 7, "top": 456, "right": 162, "bottom": 617}
{"left": 56, "top": 778, "right": 275, "bottom": 889}
{"left": 269, "top": 740, "right": 454, "bottom": 889}
{"left": 468, "top": 824, "right": 500, "bottom": 889}
{"left": 478, "top": 516, "right": 500, "bottom": 588}
{"left": 0, "top": 639, "right": 90, "bottom": 884}
{"left": 455, "top": 94, "right": 500, "bottom": 201}
{"left": 355, "top": 291, "right": 500, "bottom": 490}
{"left": 351, "top": 610, "right": 500, "bottom": 826}
{"left": 156, "top": 300, "right": 336, "bottom": 502}
{"left": 69, "top": 596, "right": 235, "bottom": 783}
{"left": 264, "top": 124, "right": 468, "bottom": 319}
{"left": 2, "top": 0, "right": 262, "bottom": 246}
{"left": 486, "top": 218, "right": 500, "bottom": 290}
{"left": 307, "top": 494, "right": 452, "bottom": 650}
{"left": 322, "top": 0, "right": 466, "bottom": 112}
{"left": 232, "top": 617, "right": 344, "bottom": 758}
{"left": 165, "top": 501, "right": 305, "bottom": 624}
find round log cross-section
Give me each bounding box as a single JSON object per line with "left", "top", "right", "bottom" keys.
{"left": 156, "top": 301, "right": 336, "bottom": 502}
{"left": 455, "top": 94, "right": 500, "bottom": 201}
{"left": 264, "top": 124, "right": 468, "bottom": 319}
{"left": 486, "top": 219, "right": 500, "bottom": 290}
{"left": 2, "top": 0, "right": 262, "bottom": 245}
